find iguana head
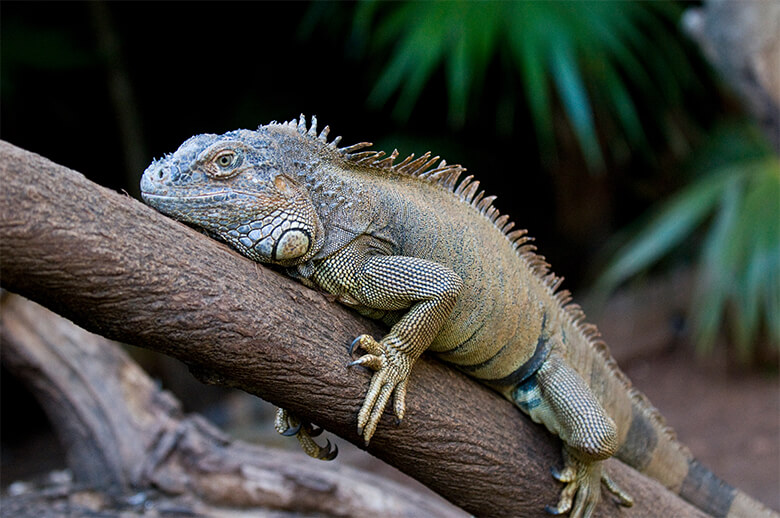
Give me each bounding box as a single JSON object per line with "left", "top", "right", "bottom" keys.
{"left": 141, "top": 129, "right": 323, "bottom": 266}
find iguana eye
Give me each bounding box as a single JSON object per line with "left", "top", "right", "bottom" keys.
{"left": 197, "top": 141, "right": 246, "bottom": 178}
{"left": 215, "top": 152, "right": 236, "bottom": 168}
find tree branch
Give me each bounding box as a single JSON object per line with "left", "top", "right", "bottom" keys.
{"left": 0, "top": 141, "right": 706, "bottom": 517}
{"left": 1, "top": 292, "right": 465, "bottom": 517}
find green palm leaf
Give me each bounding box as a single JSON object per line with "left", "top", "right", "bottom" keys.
{"left": 598, "top": 124, "right": 780, "bottom": 359}
{"left": 339, "top": 1, "right": 687, "bottom": 171}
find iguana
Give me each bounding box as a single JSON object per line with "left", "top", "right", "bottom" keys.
{"left": 140, "top": 115, "right": 776, "bottom": 518}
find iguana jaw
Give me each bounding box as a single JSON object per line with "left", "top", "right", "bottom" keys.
{"left": 141, "top": 190, "right": 271, "bottom": 204}
{"left": 142, "top": 177, "right": 324, "bottom": 267}
{"left": 141, "top": 191, "right": 230, "bottom": 204}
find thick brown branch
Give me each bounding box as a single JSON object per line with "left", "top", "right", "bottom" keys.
{"left": 0, "top": 141, "right": 706, "bottom": 517}
{"left": 1, "top": 293, "right": 465, "bottom": 517}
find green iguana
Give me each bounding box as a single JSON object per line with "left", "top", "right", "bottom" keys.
{"left": 140, "top": 115, "right": 776, "bottom": 518}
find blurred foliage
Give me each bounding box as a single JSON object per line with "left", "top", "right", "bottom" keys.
{"left": 597, "top": 121, "right": 779, "bottom": 360}
{"left": 344, "top": 0, "right": 695, "bottom": 172}
{"left": 305, "top": 1, "right": 778, "bottom": 360}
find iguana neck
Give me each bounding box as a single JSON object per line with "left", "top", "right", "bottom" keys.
{"left": 263, "top": 123, "right": 369, "bottom": 234}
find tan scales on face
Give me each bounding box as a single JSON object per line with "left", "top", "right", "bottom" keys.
{"left": 141, "top": 130, "right": 323, "bottom": 266}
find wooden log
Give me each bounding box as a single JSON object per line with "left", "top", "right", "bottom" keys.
{"left": 0, "top": 293, "right": 466, "bottom": 517}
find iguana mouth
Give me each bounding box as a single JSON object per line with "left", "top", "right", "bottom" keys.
{"left": 142, "top": 191, "right": 230, "bottom": 201}
{"left": 142, "top": 190, "right": 264, "bottom": 201}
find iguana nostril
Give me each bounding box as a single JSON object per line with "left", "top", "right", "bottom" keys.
{"left": 157, "top": 168, "right": 165, "bottom": 180}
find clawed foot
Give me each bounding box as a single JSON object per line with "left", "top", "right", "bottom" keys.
{"left": 348, "top": 334, "right": 411, "bottom": 444}
{"left": 545, "top": 449, "right": 633, "bottom": 518}
{"left": 274, "top": 407, "right": 338, "bottom": 460}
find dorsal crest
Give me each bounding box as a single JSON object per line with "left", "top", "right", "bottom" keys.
{"left": 273, "top": 117, "right": 526, "bottom": 239}
{"left": 270, "top": 115, "right": 563, "bottom": 292}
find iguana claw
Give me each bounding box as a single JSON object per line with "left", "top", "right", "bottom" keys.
{"left": 320, "top": 440, "right": 339, "bottom": 461}
{"left": 551, "top": 464, "right": 576, "bottom": 483}
{"left": 280, "top": 422, "right": 302, "bottom": 436}
{"left": 602, "top": 472, "right": 634, "bottom": 507}
{"left": 349, "top": 334, "right": 385, "bottom": 356}
{"left": 274, "top": 407, "right": 338, "bottom": 460}
{"left": 545, "top": 504, "right": 568, "bottom": 516}
{"left": 348, "top": 336, "right": 362, "bottom": 355}
{"left": 348, "top": 333, "right": 410, "bottom": 444}
{"left": 545, "top": 449, "right": 633, "bottom": 518}
{"left": 348, "top": 355, "right": 384, "bottom": 370}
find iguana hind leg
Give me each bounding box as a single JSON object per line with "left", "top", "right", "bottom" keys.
{"left": 514, "top": 348, "right": 632, "bottom": 517}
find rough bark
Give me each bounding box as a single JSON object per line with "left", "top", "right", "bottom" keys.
{"left": 0, "top": 140, "right": 707, "bottom": 517}
{"left": 1, "top": 292, "right": 465, "bottom": 517}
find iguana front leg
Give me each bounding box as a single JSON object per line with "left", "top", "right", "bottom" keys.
{"left": 315, "top": 249, "right": 463, "bottom": 444}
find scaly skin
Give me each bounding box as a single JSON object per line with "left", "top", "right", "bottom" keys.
{"left": 141, "top": 115, "right": 777, "bottom": 518}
